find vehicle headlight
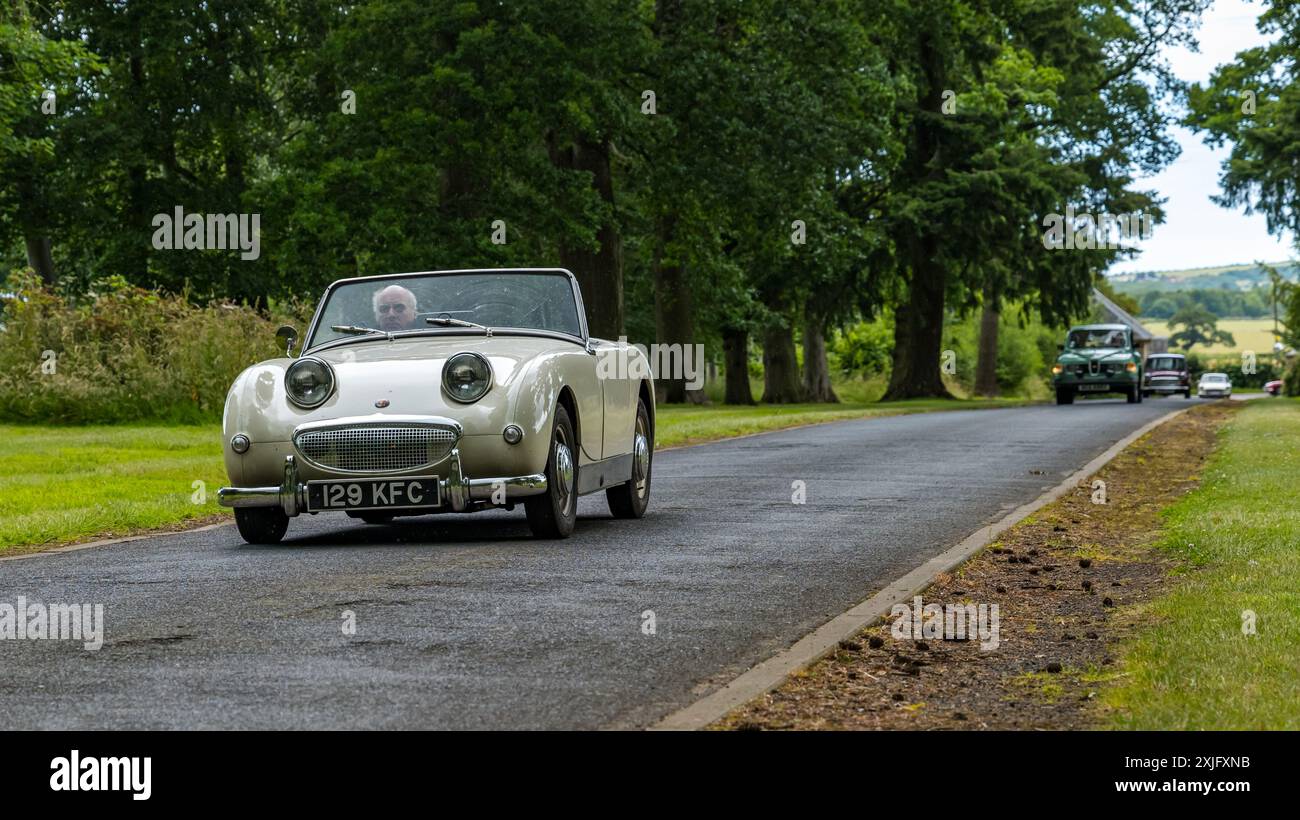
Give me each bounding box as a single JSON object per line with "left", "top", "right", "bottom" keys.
{"left": 285, "top": 357, "right": 335, "bottom": 408}
{"left": 1125, "top": 362, "right": 1137, "bottom": 372}
{"left": 443, "top": 352, "right": 492, "bottom": 403}
{"left": 1052, "top": 364, "right": 1064, "bottom": 375}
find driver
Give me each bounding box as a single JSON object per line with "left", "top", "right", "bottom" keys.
{"left": 373, "top": 285, "right": 418, "bottom": 331}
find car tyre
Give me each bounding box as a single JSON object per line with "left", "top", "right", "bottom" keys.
{"left": 1126, "top": 385, "right": 1140, "bottom": 403}
{"left": 526, "top": 404, "right": 578, "bottom": 539}
{"left": 235, "top": 507, "right": 289, "bottom": 545}
{"left": 1055, "top": 387, "right": 1074, "bottom": 405}
{"left": 607, "top": 398, "right": 652, "bottom": 519}
{"left": 1184, "top": 390, "right": 1192, "bottom": 399}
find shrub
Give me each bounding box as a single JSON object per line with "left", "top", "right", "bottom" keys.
{"left": 0, "top": 271, "right": 310, "bottom": 424}
{"left": 1283, "top": 358, "right": 1300, "bottom": 397}
{"left": 831, "top": 319, "right": 892, "bottom": 377}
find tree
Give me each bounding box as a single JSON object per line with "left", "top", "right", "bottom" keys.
{"left": 1188, "top": 1, "right": 1300, "bottom": 244}
{"left": 878, "top": 0, "right": 1205, "bottom": 400}
{"left": 0, "top": 2, "right": 100, "bottom": 284}
{"left": 1167, "top": 305, "right": 1234, "bottom": 351}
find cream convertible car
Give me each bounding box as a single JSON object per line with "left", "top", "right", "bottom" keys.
{"left": 218, "top": 269, "right": 654, "bottom": 543}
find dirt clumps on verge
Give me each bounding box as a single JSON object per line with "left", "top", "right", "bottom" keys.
{"left": 716, "top": 401, "right": 1238, "bottom": 730}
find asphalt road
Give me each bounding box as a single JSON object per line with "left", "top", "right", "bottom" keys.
{"left": 0, "top": 397, "right": 1208, "bottom": 729}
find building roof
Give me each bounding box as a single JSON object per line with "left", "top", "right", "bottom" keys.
{"left": 1092, "top": 287, "right": 1163, "bottom": 342}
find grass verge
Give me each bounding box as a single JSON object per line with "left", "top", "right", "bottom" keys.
{"left": 0, "top": 425, "right": 226, "bottom": 555}
{"left": 715, "top": 401, "right": 1237, "bottom": 730}
{"left": 1103, "top": 398, "right": 1300, "bottom": 729}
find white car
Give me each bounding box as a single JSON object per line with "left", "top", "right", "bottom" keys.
{"left": 1197, "top": 372, "right": 1232, "bottom": 399}
{"left": 217, "top": 268, "right": 655, "bottom": 544}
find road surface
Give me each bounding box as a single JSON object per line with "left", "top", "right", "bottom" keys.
{"left": 0, "top": 398, "right": 1205, "bottom": 729}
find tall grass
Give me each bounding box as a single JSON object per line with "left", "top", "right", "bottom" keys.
{"left": 0, "top": 271, "right": 309, "bottom": 424}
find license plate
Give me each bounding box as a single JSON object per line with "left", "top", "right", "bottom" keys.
{"left": 306, "top": 477, "right": 440, "bottom": 512}
{"left": 1078, "top": 383, "right": 1110, "bottom": 391}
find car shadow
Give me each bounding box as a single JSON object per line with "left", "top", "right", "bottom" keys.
{"left": 242, "top": 509, "right": 626, "bottom": 550}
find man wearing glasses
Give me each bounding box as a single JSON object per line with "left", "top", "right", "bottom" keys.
{"left": 372, "top": 284, "right": 418, "bottom": 331}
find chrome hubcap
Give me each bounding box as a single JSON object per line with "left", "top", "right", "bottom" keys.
{"left": 633, "top": 419, "right": 650, "bottom": 497}
{"left": 554, "top": 429, "right": 575, "bottom": 512}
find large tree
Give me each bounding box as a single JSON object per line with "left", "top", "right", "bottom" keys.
{"left": 877, "top": 0, "right": 1205, "bottom": 400}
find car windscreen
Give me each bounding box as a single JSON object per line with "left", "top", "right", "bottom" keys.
{"left": 1147, "top": 357, "right": 1182, "bottom": 370}
{"left": 1067, "top": 328, "right": 1127, "bottom": 349}
{"left": 1202, "top": 374, "right": 1228, "bottom": 383}
{"left": 307, "top": 272, "right": 583, "bottom": 347}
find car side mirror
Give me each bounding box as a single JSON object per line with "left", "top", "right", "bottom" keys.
{"left": 276, "top": 325, "right": 299, "bottom": 357}
{"left": 585, "top": 338, "right": 600, "bottom": 355}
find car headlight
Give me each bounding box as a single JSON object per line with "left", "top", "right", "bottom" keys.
{"left": 1052, "top": 364, "right": 1064, "bottom": 375}
{"left": 285, "top": 357, "right": 335, "bottom": 408}
{"left": 1125, "top": 362, "right": 1137, "bottom": 372}
{"left": 443, "top": 352, "right": 492, "bottom": 403}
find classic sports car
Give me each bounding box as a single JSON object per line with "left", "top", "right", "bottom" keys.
{"left": 1197, "top": 372, "right": 1232, "bottom": 399}
{"left": 1051, "top": 323, "right": 1144, "bottom": 405}
{"left": 218, "top": 268, "right": 654, "bottom": 544}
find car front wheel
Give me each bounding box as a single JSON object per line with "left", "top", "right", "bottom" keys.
{"left": 607, "top": 398, "right": 652, "bottom": 519}
{"left": 1055, "top": 387, "right": 1074, "bottom": 405}
{"left": 526, "top": 404, "right": 578, "bottom": 538}
{"left": 235, "top": 507, "right": 289, "bottom": 544}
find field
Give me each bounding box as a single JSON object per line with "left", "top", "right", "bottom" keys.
{"left": 1179, "top": 317, "right": 1280, "bottom": 355}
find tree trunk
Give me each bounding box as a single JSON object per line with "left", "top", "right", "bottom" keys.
{"left": 974, "top": 290, "right": 1000, "bottom": 398}
{"left": 761, "top": 323, "right": 805, "bottom": 403}
{"left": 883, "top": 29, "right": 953, "bottom": 401}
{"left": 722, "top": 326, "right": 754, "bottom": 404}
{"left": 24, "top": 236, "right": 56, "bottom": 285}
{"left": 883, "top": 237, "right": 953, "bottom": 399}
{"left": 550, "top": 138, "right": 624, "bottom": 339}
{"left": 653, "top": 215, "right": 698, "bottom": 403}
{"left": 802, "top": 311, "right": 838, "bottom": 403}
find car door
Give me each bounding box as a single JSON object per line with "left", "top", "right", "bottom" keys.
{"left": 595, "top": 338, "right": 637, "bottom": 458}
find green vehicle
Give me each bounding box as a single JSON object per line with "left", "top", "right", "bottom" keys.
{"left": 1051, "top": 324, "right": 1144, "bottom": 405}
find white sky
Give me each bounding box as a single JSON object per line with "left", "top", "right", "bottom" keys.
{"left": 1109, "top": 0, "right": 1294, "bottom": 274}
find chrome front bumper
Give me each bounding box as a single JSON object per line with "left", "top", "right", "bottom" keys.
{"left": 217, "top": 449, "right": 546, "bottom": 516}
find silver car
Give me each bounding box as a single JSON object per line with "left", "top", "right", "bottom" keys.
{"left": 1197, "top": 372, "right": 1232, "bottom": 399}
{"left": 217, "top": 268, "right": 655, "bottom": 544}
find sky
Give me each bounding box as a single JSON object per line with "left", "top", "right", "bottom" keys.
{"left": 1109, "top": 0, "right": 1294, "bottom": 275}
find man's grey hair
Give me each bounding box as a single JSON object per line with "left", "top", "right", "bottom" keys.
{"left": 373, "top": 284, "right": 417, "bottom": 314}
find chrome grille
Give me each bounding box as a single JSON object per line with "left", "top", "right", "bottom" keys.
{"left": 294, "top": 424, "right": 458, "bottom": 473}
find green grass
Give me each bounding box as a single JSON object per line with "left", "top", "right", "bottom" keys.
{"left": 1104, "top": 399, "right": 1300, "bottom": 729}
{"left": 0, "top": 425, "right": 226, "bottom": 552}
{"left": 0, "top": 394, "right": 1034, "bottom": 551}
{"left": 656, "top": 396, "right": 1031, "bottom": 448}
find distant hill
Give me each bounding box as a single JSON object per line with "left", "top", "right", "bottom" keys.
{"left": 1110, "top": 261, "right": 1300, "bottom": 294}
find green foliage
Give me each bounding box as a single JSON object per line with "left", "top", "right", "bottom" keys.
{"left": 1188, "top": 1, "right": 1300, "bottom": 242}
{"left": 831, "top": 320, "right": 892, "bottom": 378}
{"left": 0, "top": 271, "right": 308, "bottom": 423}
